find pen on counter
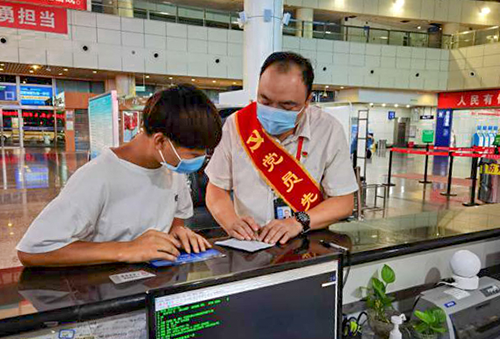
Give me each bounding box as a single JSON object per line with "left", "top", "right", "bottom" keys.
{"left": 320, "top": 240, "right": 349, "bottom": 252}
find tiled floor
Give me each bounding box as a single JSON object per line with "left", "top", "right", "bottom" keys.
{"left": 0, "top": 147, "right": 494, "bottom": 270}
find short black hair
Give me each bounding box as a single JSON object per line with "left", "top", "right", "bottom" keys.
{"left": 143, "top": 84, "right": 222, "bottom": 150}
{"left": 260, "top": 51, "right": 315, "bottom": 96}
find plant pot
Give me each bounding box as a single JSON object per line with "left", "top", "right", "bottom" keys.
{"left": 367, "top": 309, "right": 398, "bottom": 338}
{"left": 412, "top": 330, "right": 439, "bottom": 339}
{"left": 367, "top": 309, "right": 412, "bottom": 338}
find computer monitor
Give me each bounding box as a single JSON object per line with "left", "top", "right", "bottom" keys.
{"left": 147, "top": 256, "right": 341, "bottom": 339}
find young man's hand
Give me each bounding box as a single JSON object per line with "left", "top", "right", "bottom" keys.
{"left": 258, "top": 218, "right": 302, "bottom": 245}
{"left": 169, "top": 225, "right": 212, "bottom": 254}
{"left": 122, "top": 230, "right": 181, "bottom": 263}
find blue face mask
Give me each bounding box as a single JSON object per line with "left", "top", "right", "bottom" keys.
{"left": 159, "top": 140, "right": 206, "bottom": 174}
{"left": 257, "top": 103, "right": 305, "bottom": 136}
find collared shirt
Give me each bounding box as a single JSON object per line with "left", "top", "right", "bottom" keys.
{"left": 205, "top": 105, "right": 358, "bottom": 227}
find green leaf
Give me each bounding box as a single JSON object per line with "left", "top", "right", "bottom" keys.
{"left": 414, "top": 322, "right": 429, "bottom": 333}
{"left": 432, "top": 308, "right": 446, "bottom": 324}
{"left": 381, "top": 265, "right": 396, "bottom": 284}
{"left": 430, "top": 326, "right": 447, "bottom": 333}
{"left": 371, "top": 278, "right": 386, "bottom": 298}
{"left": 414, "top": 310, "right": 433, "bottom": 324}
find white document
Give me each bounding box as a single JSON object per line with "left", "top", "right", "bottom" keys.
{"left": 215, "top": 238, "right": 274, "bottom": 253}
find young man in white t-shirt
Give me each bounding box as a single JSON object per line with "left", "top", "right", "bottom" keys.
{"left": 17, "top": 84, "right": 222, "bottom": 267}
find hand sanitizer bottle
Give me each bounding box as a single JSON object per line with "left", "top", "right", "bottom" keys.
{"left": 389, "top": 314, "right": 406, "bottom": 339}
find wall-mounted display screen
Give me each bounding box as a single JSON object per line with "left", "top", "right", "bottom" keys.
{"left": 19, "top": 86, "right": 53, "bottom": 106}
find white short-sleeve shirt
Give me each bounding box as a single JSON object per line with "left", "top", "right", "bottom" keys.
{"left": 17, "top": 149, "right": 193, "bottom": 254}
{"left": 205, "top": 105, "right": 358, "bottom": 226}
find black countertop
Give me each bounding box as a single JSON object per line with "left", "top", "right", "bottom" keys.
{"left": 1, "top": 204, "right": 500, "bottom": 336}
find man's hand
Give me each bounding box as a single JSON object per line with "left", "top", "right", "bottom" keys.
{"left": 224, "top": 216, "right": 260, "bottom": 241}
{"left": 122, "top": 230, "right": 181, "bottom": 263}
{"left": 169, "top": 225, "right": 212, "bottom": 254}
{"left": 258, "top": 218, "right": 303, "bottom": 245}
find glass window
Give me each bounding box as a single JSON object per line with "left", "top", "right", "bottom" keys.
{"left": 19, "top": 76, "right": 52, "bottom": 85}
{"left": 0, "top": 75, "right": 16, "bottom": 83}
{"left": 178, "top": 7, "right": 203, "bottom": 26}
{"left": 369, "top": 29, "right": 389, "bottom": 45}
{"left": 205, "top": 10, "right": 229, "bottom": 29}
{"left": 410, "top": 32, "right": 428, "bottom": 48}
{"left": 389, "top": 31, "right": 408, "bottom": 46}
{"left": 346, "top": 26, "right": 367, "bottom": 43}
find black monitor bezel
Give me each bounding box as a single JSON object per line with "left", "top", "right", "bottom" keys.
{"left": 146, "top": 252, "right": 343, "bottom": 339}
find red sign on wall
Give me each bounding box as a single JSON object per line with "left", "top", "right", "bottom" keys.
{"left": 438, "top": 90, "right": 500, "bottom": 109}
{"left": 9, "top": 0, "right": 86, "bottom": 10}
{"left": 0, "top": 0, "right": 68, "bottom": 34}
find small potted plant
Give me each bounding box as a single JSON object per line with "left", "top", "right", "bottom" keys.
{"left": 412, "top": 307, "right": 447, "bottom": 339}
{"left": 362, "top": 264, "right": 406, "bottom": 337}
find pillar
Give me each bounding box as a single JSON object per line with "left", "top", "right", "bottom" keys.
{"left": 243, "top": 0, "right": 284, "bottom": 101}
{"left": 295, "top": 8, "right": 313, "bottom": 39}
{"left": 115, "top": 74, "right": 136, "bottom": 98}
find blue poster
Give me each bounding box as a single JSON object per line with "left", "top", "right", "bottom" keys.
{"left": 20, "top": 86, "right": 53, "bottom": 106}
{"left": 435, "top": 109, "right": 453, "bottom": 147}
{"left": 0, "top": 84, "right": 17, "bottom": 101}
{"left": 388, "top": 111, "right": 396, "bottom": 120}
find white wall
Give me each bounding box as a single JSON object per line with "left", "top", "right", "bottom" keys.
{"left": 283, "top": 36, "right": 449, "bottom": 91}
{"left": 350, "top": 104, "right": 411, "bottom": 145}
{"left": 448, "top": 43, "right": 500, "bottom": 90}
{"left": 0, "top": 11, "right": 244, "bottom": 79}
{"left": 0, "top": 10, "right": 450, "bottom": 92}
{"left": 285, "top": 0, "right": 500, "bottom": 27}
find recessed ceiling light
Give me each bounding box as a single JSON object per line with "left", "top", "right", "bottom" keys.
{"left": 417, "top": 26, "right": 422, "bottom": 30}
{"left": 406, "top": 104, "right": 411, "bottom": 108}
{"left": 382, "top": 103, "right": 387, "bottom": 107}
{"left": 233, "top": 82, "right": 237, "bottom": 85}
{"left": 212, "top": 80, "right": 216, "bottom": 83}
{"left": 0, "top": 68, "right": 3, "bottom": 71}
{"left": 29, "top": 70, "right": 34, "bottom": 73}
{"left": 63, "top": 68, "right": 68, "bottom": 72}
{"left": 369, "top": 103, "right": 374, "bottom": 106}
{"left": 31, "top": 65, "right": 40, "bottom": 70}
{"left": 340, "top": 86, "right": 345, "bottom": 89}
{"left": 394, "top": 104, "right": 399, "bottom": 107}
{"left": 146, "top": 75, "right": 150, "bottom": 79}
{"left": 191, "top": 79, "right": 196, "bottom": 82}
{"left": 58, "top": 73, "right": 63, "bottom": 76}
{"left": 0, "top": 63, "right": 4, "bottom": 66}
{"left": 325, "top": 85, "right": 329, "bottom": 89}
{"left": 93, "top": 71, "right": 97, "bottom": 74}
{"left": 169, "top": 77, "right": 173, "bottom": 80}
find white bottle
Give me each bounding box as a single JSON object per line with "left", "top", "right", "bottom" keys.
{"left": 389, "top": 314, "right": 406, "bottom": 339}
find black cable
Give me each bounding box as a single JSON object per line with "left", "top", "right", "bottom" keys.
{"left": 342, "top": 248, "right": 351, "bottom": 289}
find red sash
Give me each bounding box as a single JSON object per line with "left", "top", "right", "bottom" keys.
{"left": 235, "top": 102, "right": 324, "bottom": 212}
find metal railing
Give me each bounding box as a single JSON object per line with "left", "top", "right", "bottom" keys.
{"left": 90, "top": 0, "right": 452, "bottom": 49}
{"left": 450, "top": 26, "right": 500, "bottom": 49}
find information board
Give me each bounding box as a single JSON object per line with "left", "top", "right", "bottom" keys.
{"left": 0, "top": 84, "right": 17, "bottom": 101}
{"left": 19, "top": 86, "right": 53, "bottom": 106}
{"left": 88, "top": 91, "right": 119, "bottom": 159}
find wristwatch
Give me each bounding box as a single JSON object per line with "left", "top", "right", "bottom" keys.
{"left": 295, "top": 212, "right": 311, "bottom": 235}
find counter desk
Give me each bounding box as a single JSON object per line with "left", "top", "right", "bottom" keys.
{"left": 1, "top": 204, "right": 500, "bottom": 338}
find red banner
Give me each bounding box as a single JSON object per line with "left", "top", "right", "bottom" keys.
{"left": 438, "top": 90, "right": 500, "bottom": 109}
{"left": 8, "top": 0, "right": 86, "bottom": 10}
{"left": 235, "top": 103, "right": 324, "bottom": 213}
{"left": 0, "top": 0, "right": 68, "bottom": 34}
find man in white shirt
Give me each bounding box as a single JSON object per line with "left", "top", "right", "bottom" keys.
{"left": 205, "top": 52, "right": 358, "bottom": 245}
{"left": 17, "top": 84, "right": 222, "bottom": 267}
